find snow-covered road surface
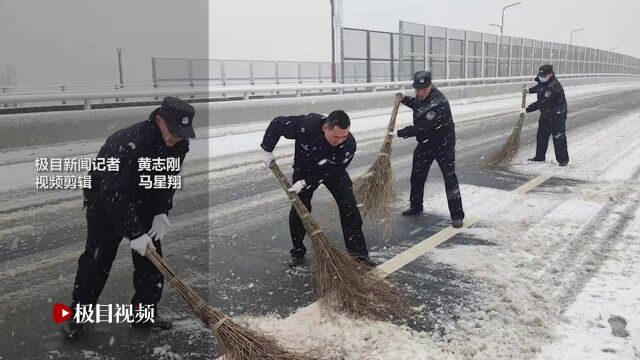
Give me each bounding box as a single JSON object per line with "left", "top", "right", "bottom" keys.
{"left": 1, "top": 84, "right": 639, "bottom": 359}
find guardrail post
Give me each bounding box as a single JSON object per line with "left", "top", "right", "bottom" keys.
{"left": 249, "top": 61, "right": 255, "bottom": 86}
{"left": 480, "top": 33, "right": 485, "bottom": 84}
{"left": 61, "top": 85, "right": 66, "bottom": 105}
{"left": 366, "top": 30, "right": 372, "bottom": 83}
{"left": 298, "top": 62, "right": 302, "bottom": 84}
{"left": 243, "top": 91, "right": 249, "bottom": 100}
{"left": 221, "top": 60, "right": 226, "bottom": 87}
{"left": 275, "top": 63, "right": 280, "bottom": 95}
{"left": 445, "top": 28, "right": 450, "bottom": 80}
{"left": 2, "top": 87, "right": 7, "bottom": 108}
{"left": 83, "top": 99, "right": 92, "bottom": 110}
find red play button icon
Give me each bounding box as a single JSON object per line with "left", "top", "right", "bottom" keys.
{"left": 52, "top": 303, "right": 72, "bottom": 323}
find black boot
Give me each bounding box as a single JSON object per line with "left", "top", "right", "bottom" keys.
{"left": 527, "top": 157, "right": 545, "bottom": 162}
{"left": 452, "top": 219, "right": 464, "bottom": 228}
{"left": 559, "top": 161, "right": 568, "bottom": 167}
{"left": 61, "top": 318, "right": 86, "bottom": 339}
{"left": 354, "top": 256, "right": 377, "bottom": 268}
{"left": 288, "top": 255, "right": 305, "bottom": 268}
{"left": 288, "top": 247, "right": 306, "bottom": 268}
{"left": 401, "top": 207, "right": 423, "bottom": 216}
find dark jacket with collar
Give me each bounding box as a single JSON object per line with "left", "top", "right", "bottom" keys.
{"left": 84, "top": 109, "right": 189, "bottom": 239}
{"left": 398, "top": 86, "right": 456, "bottom": 149}
{"left": 527, "top": 76, "right": 567, "bottom": 121}
{"left": 261, "top": 113, "right": 356, "bottom": 187}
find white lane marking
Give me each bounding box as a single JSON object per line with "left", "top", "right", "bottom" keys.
{"left": 285, "top": 173, "right": 553, "bottom": 320}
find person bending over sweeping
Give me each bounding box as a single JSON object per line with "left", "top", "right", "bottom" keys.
{"left": 260, "top": 110, "right": 375, "bottom": 267}
{"left": 525, "top": 64, "right": 569, "bottom": 166}
{"left": 396, "top": 71, "right": 465, "bottom": 228}
{"left": 63, "top": 97, "right": 195, "bottom": 338}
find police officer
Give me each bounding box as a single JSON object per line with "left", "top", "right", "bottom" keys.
{"left": 260, "top": 110, "right": 373, "bottom": 267}
{"left": 526, "top": 64, "right": 569, "bottom": 166}
{"left": 63, "top": 97, "right": 195, "bottom": 338}
{"left": 397, "top": 71, "right": 465, "bottom": 228}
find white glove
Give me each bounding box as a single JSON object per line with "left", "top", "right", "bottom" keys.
{"left": 288, "top": 180, "right": 307, "bottom": 194}
{"left": 262, "top": 150, "right": 275, "bottom": 167}
{"left": 148, "top": 214, "right": 172, "bottom": 241}
{"left": 519, "top": 108, "right": 527, "bottom": 114}
{"left": 130, "top": 234, "right": 155, "bottom": 256}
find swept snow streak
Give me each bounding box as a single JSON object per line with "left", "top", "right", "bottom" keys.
{"left": 241, "top": 109, "right": 640, "bottom": 359}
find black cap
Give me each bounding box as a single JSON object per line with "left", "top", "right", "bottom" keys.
{"left": 538, "top": 64, "right": 554, "bottom": 77}
{"left": 412, "top": 71, "right": 432, "bottom": 89}
{"left": 158, "top": 97, "right": 195, "bottom": 138}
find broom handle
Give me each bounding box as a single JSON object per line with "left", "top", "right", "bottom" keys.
{"left": 515, "top": 84, "right": 528, "bottom": 129}
{"left": 144, "top": 245, "right": 209, "bottom": 314}
{"left": 379, "top": 93, "right": 403, "bottom": 156}
{"left": 387, "top": 93, "right": 403, "bottom": 133}
{"left": 268, "top": 161, "right": 322, "bottom": 235}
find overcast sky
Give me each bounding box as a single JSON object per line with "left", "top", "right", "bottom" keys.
{"left": 341, "top": 0, "right": 640, "bottom": 54}
{"left": 0, "top": 0, "right": 208, "bottom": 87}
{"left": 1, "top": 0, "right": 637, "bottom": 86}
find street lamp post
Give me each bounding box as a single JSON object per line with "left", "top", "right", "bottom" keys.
{"left": 489, "top": 23, "right": 502, "bottom": 33}
{"left": 569, "top": 28, "right": 584, "bottom": 45}
{"left": 499, "top": 2, "right": 522, "bottom": 35}
{"left": 330, "top": 0, "right": 336, "bottom": 83}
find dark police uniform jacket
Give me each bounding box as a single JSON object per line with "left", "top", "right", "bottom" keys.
{"left": 527, "top": 77, "right": 568, "bottom": 122}
{"left": 399, "top": 87, "right": 456, "bottom": 150}
{"left": 84, "top": 109, "right": 189, "bottom": 240}
{"left": 260, "top": 113, "right": 356, "bottom": 186}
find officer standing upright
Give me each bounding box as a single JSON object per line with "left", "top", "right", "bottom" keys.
{"left": 63, "top": 97, "right": 195, "bottom": 338}
{"left": 525, "top": 64, "right": 569, "bottom": 166}
{"left": 260, "top": 110, "right": 374, "bottom": 267}
{"left": 397, "top": 71, "right": 465, "bottom": 228}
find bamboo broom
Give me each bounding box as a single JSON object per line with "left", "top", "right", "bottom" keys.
{"left": 269, "top": 162, "right": 411, "bottom": 320}
{"left": 484, "top": 84, "right": 528, "bottom": 169}
{"left": 144, "top": 246, "right": 317, "bottom": 360}
{"left": 353, "top": 93, "right": 403, "bottom": 232}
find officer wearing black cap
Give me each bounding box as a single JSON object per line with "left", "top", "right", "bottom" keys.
{"left": 526, "top": 64, "right": 569, "bottom": 166}
{"left": 62, "top": 96, "right": 195, "bottom": 338}
{"left": 396, "top": 71, "right": 465, "bottom": 228}
{"left": 260, "top": 110, "right": 373, "bottom": 267}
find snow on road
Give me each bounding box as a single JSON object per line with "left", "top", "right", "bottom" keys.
{"left": 1, "top": 82, "right": 639, "bottom": 195}
{"left": 230, "top": 109, "right": 640, "bottom": 359}
{"left": 1, "top": 82, "right": 639, "bottom": 359}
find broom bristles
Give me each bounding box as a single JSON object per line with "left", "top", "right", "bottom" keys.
{"left": 269, "top": 162, "right": 412, "bottom": 320}
{"left": 484, "top": 116, "right": 525, "bottom": 169}
{"left": 145, "top": 247, "right": 317, "bottom": 360}
{"left": 353, "top": 155, "right": 396, "bottom": 232}
{"left": 311, "top": 231, "right": 412, "bottom": 320}
{"left": 484, "top": 84, "right": 529, "bottom": 170}
{"left": 354, "top": 94, "right": 403, "bottom": 232}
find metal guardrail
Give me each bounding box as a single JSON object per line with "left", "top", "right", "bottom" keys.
{"left": 1, "top": 82, "right": 209, "bottom": 96}
{"left": 1, "top": 74, "right": 639, "bottom": 110}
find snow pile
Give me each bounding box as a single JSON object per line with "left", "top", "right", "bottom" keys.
{"left": 239, "top": 306, "right": 458, "bottom": 360}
